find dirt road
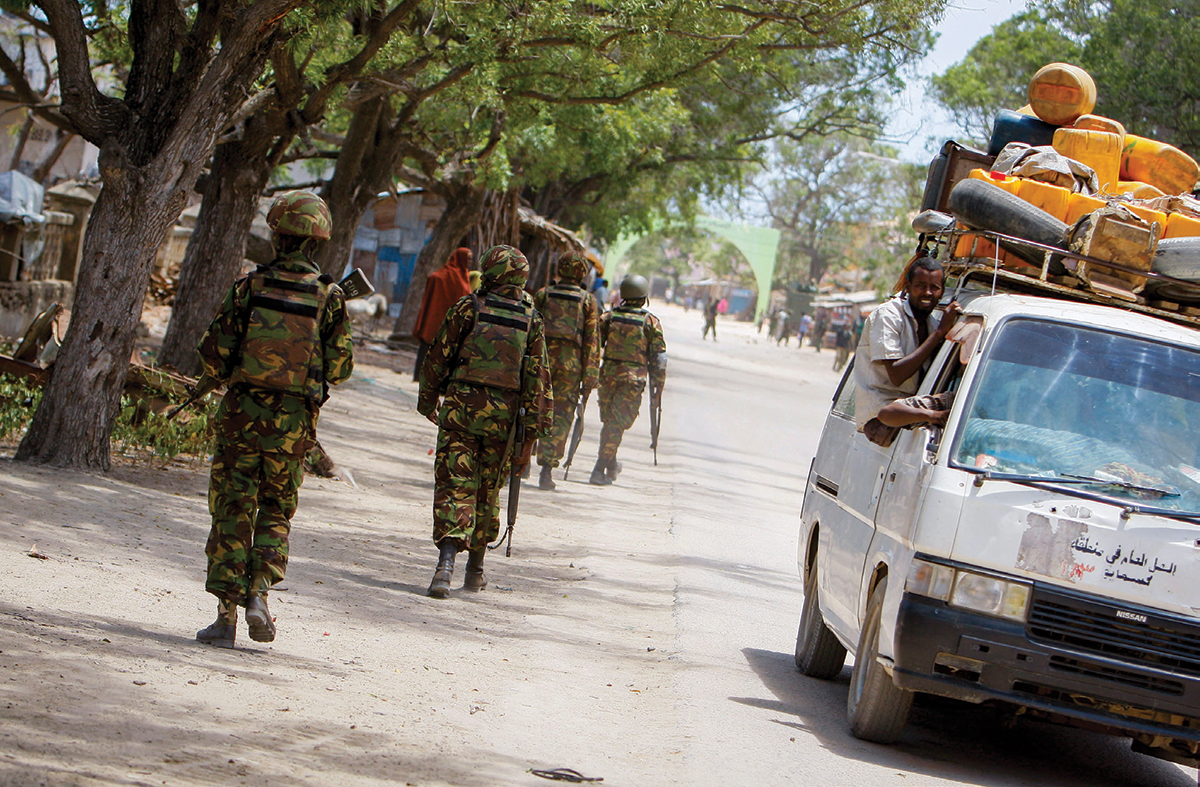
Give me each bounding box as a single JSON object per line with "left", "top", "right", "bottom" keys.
{"left": 0, "top": 305, "right": 1194, "bottom": 786}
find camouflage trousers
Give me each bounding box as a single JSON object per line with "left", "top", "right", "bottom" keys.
{"left": 433, "top": 427, "right": 509, "bottom": 551}
{"left": 537, "top": 370, "right": 583, "bottom": 468}
{"left": 597, "top": 376, "right": 645, "bottom": 460}
{"left": 205, "top": 434, "right": 305, "bottom": 605}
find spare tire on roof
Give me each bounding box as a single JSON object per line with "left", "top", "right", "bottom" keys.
{"left": 947, "top": 177, "right": 1070, "bottom": 273}
{"left": 1144, "top": 237, "right": 1200, "bottom": 303}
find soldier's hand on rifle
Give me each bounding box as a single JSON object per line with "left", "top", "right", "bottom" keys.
{"left": 425, "top": 411, "right": 439, "bottom": 426}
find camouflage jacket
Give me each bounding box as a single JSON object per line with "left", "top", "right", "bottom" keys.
{"left": 418, "top": 284, "right": 552, "bottom": 441}
{"left": 533, "top": 282, "right": 600, "bottom": 393}
{"left": 197, "top": 251, "right": 354, "bottom": 453}
{"left": 599, "top": 305, "right": 667, "bottom": 389}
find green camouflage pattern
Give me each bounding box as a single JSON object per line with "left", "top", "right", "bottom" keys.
{"left": 595, "top": 306, "right": 666, "bottom": 461}
{"left": 534, "top": 281, "right": 600, "bottom": 468}
{"left": 601, "top": 305, "right": 659, "bottom": 364}
{"left": 450, "top": 292, "right": 533, "bottom": 391}
{"left": 418, "top": 283, "right": 551, "bottom": 547}
{"left": 267, "top": 190, "right": 333, "bottom": 240}
{"left": 556, "top": 250, "right": 589, "bottom": 283}
{"left": 478, "top": 244, "right": 529, "bottom": 291}
{"left": 204, "top": 423, "right": 304, "bottom": 603}
{"left": 233, "top": 269, "right": 331, "bottom": 400}
{"left": 537, "top": 284, "right": 588, "bottom": 345}
{"left": 431, "top": 429, "right": 509, "bottom": 550}
{"left": 197, "top": 250, "right": 353, "bottom": 605}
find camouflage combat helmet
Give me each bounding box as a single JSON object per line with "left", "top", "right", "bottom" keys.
{"left": 556, "top": 250, "right": 589, "bottom": 283}
{"left": 267, "top": 191, "right": 333, "bottom": 240}
{"left": 479, "top": 245, "right": 529, "bottom": 290}
{"left": 619, "top": 274, "right": 649, "bottom": 300}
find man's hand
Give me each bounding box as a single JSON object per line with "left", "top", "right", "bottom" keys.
{"left": 425, "top": 410, "right": 439, "bottom": 426}
{"left": 937, "top": 300, "right": 963, "bottom": 337}
{"left": 927, "top": 408, "right": 950, "bottom": 428}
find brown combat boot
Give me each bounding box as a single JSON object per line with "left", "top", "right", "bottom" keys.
{"left": 427, "top": 540, "right": 458, "bottom": 599}
{"left": 538, "top": 465, "right": 556, "bottom": 491}
{"left": 589, "top": 458, "right": 612, "bottom": 486}
{"left": 463, "top": 548, "right": 488, "bottom": 591}
{"left": 245, "top": 595, "right": 276, "bottom": 643}
{"left": 196, "top": 600, "right": 237, "bottom": 649}
{"left": 607, "top": 459, "right": 622, "bottom": 482}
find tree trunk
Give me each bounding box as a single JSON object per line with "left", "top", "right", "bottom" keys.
{"left": 387, "top": 185, "right": 486, "bottom": 341}
{"left": 314, "top": 97, "right": 395, "bottom": 278}
{"left": 15, "top": 162, "right": 186, "bottom": 469}
{"left": 158, "top": 127, "right": 280, "bottom": 376}
{"left": 15, "top": 0, "right": 288, "bottom": 470}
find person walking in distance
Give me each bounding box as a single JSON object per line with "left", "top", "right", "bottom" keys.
{"left": 195, "top": 191, "right": 354, "bottom": 649}
{"left": 417, "top": 245, "right": 551, "bottom": 598}
{"left": 702, "top": 297, "right": 718, "bottom": 341}
{"left": 590, "top": 274, "right": 667, "bottom": 485}
{"left": 533, "top": 250, "right": 601, "bottom": 491}
{"left": 410, "top": 247, "right": 473, "bottom": 381}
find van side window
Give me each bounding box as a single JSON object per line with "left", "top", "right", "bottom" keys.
{"left": 832, "top": 358, "right": 856, "bottom": 418}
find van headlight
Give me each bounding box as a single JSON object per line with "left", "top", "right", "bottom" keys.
{"left": 906, "top": 558, "right": 1031, "bottom": 622}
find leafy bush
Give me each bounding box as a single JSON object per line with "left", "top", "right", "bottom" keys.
{"left": 0, "top": 372, "right": 216, "bottom": 464}
{"left": 0, "top": 372, "right": 43, "bottom": 443}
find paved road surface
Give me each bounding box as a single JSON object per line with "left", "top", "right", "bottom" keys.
{"left": 0, "top": 302, "right": 1194, "bottom": 787}
{"left": 647, "top": 305, "right": 1194, "bottom": 787}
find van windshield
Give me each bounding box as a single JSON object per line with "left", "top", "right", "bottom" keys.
{"left": 950, "top": 317, "right": 1200, "bottom": 515}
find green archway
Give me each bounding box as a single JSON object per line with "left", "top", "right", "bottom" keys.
{"left": 603, "top": 216, "right": 781, "bottom": 321}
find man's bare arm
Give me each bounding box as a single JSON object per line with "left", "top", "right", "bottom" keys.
{"left": 877, "top": 400, "right": 949, "bottom": 428}
{"left": 882, "top": 301, "right": 963, "bottom": 387}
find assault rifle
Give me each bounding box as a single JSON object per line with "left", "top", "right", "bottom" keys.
{"left": 561, "top": 389, "right": 590, "bottom": 480}
{"left": 492, "top": 355, "right": 528, "bottom": 557}
{"left": 165, "top": 374, "right": 220, "bottom": 421}
{"left": 648, "top": 377, "right": 662, "bottom": 466}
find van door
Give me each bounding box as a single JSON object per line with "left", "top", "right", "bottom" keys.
{"left": 813, "top": 361, "right": 896, "bottom": 638}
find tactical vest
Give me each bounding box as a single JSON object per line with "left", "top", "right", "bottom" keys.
{"left": 234, "top": 269, "right": 332, "bottom": 400}
{"left": 451, "top": 293, "right": 533, "bottom": 391}
{"left": 542, "top": 284, "right": 586, "bottom": 344}
{"left": 604, "top": 308, "right": 649, "bottom": 364}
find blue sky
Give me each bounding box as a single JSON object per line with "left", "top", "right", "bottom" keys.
{"left": 888, "top": 0, "right": 1028, "bottom": 164}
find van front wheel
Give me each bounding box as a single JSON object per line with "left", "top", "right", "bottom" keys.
{"left": 795, "top": 563, "right": 847, "bottom": 679}
{"left": 847, "top": 582, "right": 913, "bottom": 743}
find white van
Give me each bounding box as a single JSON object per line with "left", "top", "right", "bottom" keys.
{"left": 796, "top": 278, "right": 1200, "bottom": 767}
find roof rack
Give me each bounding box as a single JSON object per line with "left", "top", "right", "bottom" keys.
{"left": 926, "top": 226, "right": 1200, "bottom": 330}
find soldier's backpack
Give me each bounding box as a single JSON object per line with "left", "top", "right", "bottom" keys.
{"left": 542, "top": 284, "right": 586, "bottom": 344}
{"left": 234, "top": 269, "right": 333, "bottom": 401}
{"left": 604, "top": 307, "right": 649, "bottom": 364}
{"left": 451, "top": 292, "right": 534, "bottom": 391}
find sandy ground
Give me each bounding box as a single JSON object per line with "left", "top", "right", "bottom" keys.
{"left": 0, "top": 328, "right": 685, "bottom": 787}
{"left": 3, "top": 305, "right": 1197, "bottom": 787}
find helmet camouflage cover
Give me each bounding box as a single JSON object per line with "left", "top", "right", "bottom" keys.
{"left": 267, "top": 190, "right": 333, "bottom": 240}
{"left": 619, "top": 273, "right": 649, "bottom": 300}
{"left": 556, "top": 250, "right": 588, "bottom": 283}
{"left": 479, "top": 245, "right": 529, "bottom": 290}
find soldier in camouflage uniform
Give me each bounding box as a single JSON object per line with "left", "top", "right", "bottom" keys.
{"left": 195, "top": 191, "right": 354, "bottom": 648}
{"left": 532, "top": 250, "right": 600, "bottom": 491}
{"left": 418, "top": 245, "right": 551, "bottom": 598}
{"left": 590, "top": 274, "right": 667, "bottom": 485}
